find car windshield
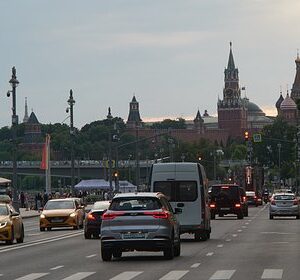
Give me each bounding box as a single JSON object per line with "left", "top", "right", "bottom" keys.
{"left": 211, "top": 185, "right": 239, "bottom": 200}
{"left": 110, "top": 197, "right": 161, "bottom": 211}
{"left": 274, "top": 195, "right": 295, "bottom": 200}
{"left": 93, "top": 201, "right": 110, "bottom": 210}
{"left": 0, "top": 205, "right": 8, "bottom": 215}
{"left": 44, "top": 200, "right": 75, "bottom": 210}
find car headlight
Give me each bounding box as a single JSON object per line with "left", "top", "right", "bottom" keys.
{"left": 0, "top": 222, "right": 7, "bottom": 228}
{"left": 70, "top": 213, "right": 76, "bottom": 217}
{"left": 40, "top": 214, "right": 46, "bottom": 219}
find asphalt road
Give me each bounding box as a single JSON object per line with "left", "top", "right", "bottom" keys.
{"left": 1, "top": 205, "right": 299, "bottom": 280}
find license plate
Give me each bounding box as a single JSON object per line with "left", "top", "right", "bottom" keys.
{"left": 52, "top": 218, "right": 63, "bottom": 223}
{"left": 220, "top": 207, "right": 230, "bottom": 210}
{"left": 122, "top": 232, "right": 145, "bottom": 239}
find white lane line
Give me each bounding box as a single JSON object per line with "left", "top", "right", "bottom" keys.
{"left": 0, "top": 232, "right": 83, "bottom": 253}
{"left": 225, "top": 239, "right": 231, "bottom": 242}
{"left": 217, "top": 244, "right": 224, "bottom": 248}
{"left": 15, "top": 273, "right": 49, "bottom": 280}
{"left": 0, "top": 274, "right": 3, "bottom": 277}
{"left": 191, "top": 263, "right": 201, "bottom": 268}
{"left": 242, "top": 226, "right": 247, "bottom": 228}
{"left": 237, "top": 229, "right": 243, "bottom": 232}
{"left": 245, "top": 222, "right": 249, "bottom": 225}
{"left": 62, "top": 272, "right": 96, "bottom": 280}
{"left": 210, "top": 270, "right": 236, "bottom": 279}
{"left": 110, "top": 271, "right": 143, "bottom": 280}
{"left": 206, "top": 252, "right": 214, "bottom": 256}
{"left": 86, "top": 254, "right": 97, "bottom": 258}
{"left": 261, "top": 269, "right": 283, "bottom": 279}
{"left": 27, "top": 233, "right": 42, "bottom": 236}
{"left": 272, "top": 242, "right": 289, "bottom": 244}
{"left": 261, "top": 232, "right": 296, "bottom": 235}
{"left": 232, "top": 234, "right": 238, "bottom": 237}
{"left": 159, "top": 270, "right": 189, "bottom": 280}
{"left": 50, "top": 265, "right": 64, "bottom": 270}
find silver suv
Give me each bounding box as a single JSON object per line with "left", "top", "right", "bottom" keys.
{"left": 100, "top": 192, "right": 181, "bottom": 261}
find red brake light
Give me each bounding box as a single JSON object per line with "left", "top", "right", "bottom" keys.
{"left": 243, "top": 196, "right": 247, "bottom": 202}
{"left": 87, "top": 213, "right": 96, "bottom": 221}
{"left": 221, "top": 186, "right": 229, "bottom": 189}
{"left": 293, "top": 199, "right": 299, "bottom": 205}
{"left": 144, "top": 211, "right": 170, "bottom": 219}
{"left": 209, "top": 203, "right": 216, "bottom": 208}
{"left": 271, "top": 200, "right": 276, "bottom": 205}
{"left": 235, "top": 203, "right": 241, "bottom": 208}
{"left": 102, "top": 211, "right": 125, "bottom": 220}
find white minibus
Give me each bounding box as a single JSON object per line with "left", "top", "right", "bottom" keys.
{"left": 149, "top": 162, "right": 211, "bottom": 241}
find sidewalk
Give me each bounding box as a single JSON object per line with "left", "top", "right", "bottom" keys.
{"left": 19, "top": 208, "right": 41, "bottom": 219}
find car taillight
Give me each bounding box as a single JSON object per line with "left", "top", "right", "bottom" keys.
{"left": 235, "top": 203, "right": 241, "bottom": 208}
{"left": 102, "top": 211, "right": 125, "bottom": 220}
{"left": 144, "top": 211, "right": 170, "bottom": 219}
{"left": 87, "top": 213, "right": 96, "bottom": 221}
{"left": 293, "top": 199, "right": 299, "bottom": 205}
{"left": 254, "top": 195, "right": 257, "bottom": 199}
{"left": 209, "top": 203, "right": 216, "bottom": 208}
{"left": 271, "top": 200, "right": 276, "bottom": 205}
{"left": 243, "top": 196, "right": 247, "bottom": 202}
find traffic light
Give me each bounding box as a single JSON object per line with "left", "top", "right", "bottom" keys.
{"left": 244, "top": 131, "right": 249, "bottom": 141}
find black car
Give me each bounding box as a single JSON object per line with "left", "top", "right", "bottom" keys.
{"left": 209, "top": 184, "right": 248, "bottom": 219}
{"left": 84, "top": 200, "right": 110, "bottom": 239}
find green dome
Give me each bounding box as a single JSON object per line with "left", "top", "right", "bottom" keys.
{"left": 246, "top": 101, "right": 263, "bottom": 112}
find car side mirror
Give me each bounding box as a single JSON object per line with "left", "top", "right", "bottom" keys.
{"left": 10, "top": 211, "right": 20, "bottom": 217}
{"left": 174, "top": 208, "right": 182, "bottom": 214}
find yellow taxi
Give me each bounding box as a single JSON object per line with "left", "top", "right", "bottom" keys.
{"left": 0, "top": 203, "right": 24, "bottom": 245}
{"left": 39, "top": 198, "right": 85, "bottom": 231}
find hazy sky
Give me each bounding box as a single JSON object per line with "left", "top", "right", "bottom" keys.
{"left": 1, "top": 0, "right": 300, "bottom": 129}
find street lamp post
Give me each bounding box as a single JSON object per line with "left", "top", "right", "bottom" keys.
{"left": 67, "top": 89, "right": 75, "bottom": 195}
{"left": 7, "top": 67, "right": 19, "bottom": 211}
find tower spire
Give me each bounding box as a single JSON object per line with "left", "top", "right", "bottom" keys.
{"left": 227, "top": 42, "right": 235, "bottom": 70}
{"left": 23, "top": 97, "right": 29, "bottom": 123}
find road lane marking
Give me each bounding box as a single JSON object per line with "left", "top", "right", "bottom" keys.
{"left": 237, "top": 229, "right": 243, "bottom": 232}
{"left": 261, "top": 269, "right": 283, "bottom": 279}
{"left": 15, "top": 273, "right": 49, "bottom": 280}
{"left": 191, "top": 263, "right": 201, "bottom": 268}
{"left": 232, "top": 234, "right": 238, "bottom": 237}
{"left": 245, "top": 222, "right": 249, "bottom": 225}
{"left": 209, "top": 270, "right": 236, "bottom": 279}
{"left": 242, "top": 226, "right": 247, "bottom": 228}
{"left": 50, "top": 265, "right": 64, "bottom": 270}
{"left": 0, "top": 274, "right": 3, "bottom": 277}
{"left": 27, "top": 233, "right": 42, "bottom": 236}
{"left": 225, "top": 239, "right": 231, "bottom": 242}
{"left": 272, "top": 242, "right": 289, "bottom": 244}
{"left": 159, "top": 270, "right": 189, "bottom": 280}
{"left": 217, "top": 244, "right": 224, "bottom": 248}
{"left": 86, "top": 254, "right": 97, "bottom": 258}
{"left": 61, "top": 272, "right": 96, "bottom": 280}
{"left": 110, "top": 271, "right": 143, "bottom": 280}
{"left": 0, "top": 232, "right": 83, "bottom": 253}
{"left": 206, "top": 252, "right": 214, "bottom": 256}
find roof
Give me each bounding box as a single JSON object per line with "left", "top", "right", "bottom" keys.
{"left": 27, "top": 112, "right": 40, "bottom": 124}
{"left": 74, "top": 179, "right": 111, "bottom": 190}
{"left": 246, "top": 101, "right": 263, "bottom": 113}
{"left": 275, "top": 94, "right": 284, "bottom": 108}
{"left": 280, "top": 94, "right": 297, "bottom": 110}
{"left": 227, "top": 42, "right": 235, "bottom": 70}
{"left": 113, "top": 192, "right": 161, "bottom": 198}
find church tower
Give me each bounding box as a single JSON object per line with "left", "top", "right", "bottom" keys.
{"left": 126, "top": 95, "right": 142, "bottom": 128}
{"left": 218, "top": 42, "right": 247, "bottom": 138}
{"left": 290, "top": 52, "right": 300, "bottom": 103}
{"left": 193, "top": 110, "right": 204, "bottom": 133}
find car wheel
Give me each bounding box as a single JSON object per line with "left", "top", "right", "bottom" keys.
{"left": 16, "top": 225, "right": 24, "bottom": 243}
{"left": 113, "top": 250, "right": 122, "bottom": 258}
{"left": 237, "top": 213, "right": 244, "bottom": 219}
{"left": 40, "top": 227, "right": 45, "bottom": 232}
{"left": 174, "top": 239, "right": 181, "bottom": 257}
{"left": 269, "top": 214, "right": 273, "bottom": 220}
{"left": 194, "top": 231, "right": 201, "bottom": 241}
{"left": 163, "top": 244, "right": 174, "bottom": 260}
{"left": 47, "top": 227, "right": 52, "bottom": 231}
{"left": 101, "top": 248, "right": 112, "bottom": 261}
{"left": 296, "top": 215, "right": 299, "bottom": 219}
{"left": 84, "top": 231, "right": 92, "bottom": 239}
{"left": 219, "top": 213, "right": 224, "bottom": 217}
{"left": 6, "top": 226, "right": 14, "bottom": 245}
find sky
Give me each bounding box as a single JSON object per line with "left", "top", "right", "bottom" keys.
{"left": 0, "top": 0, "right": 300, "bottom": 129}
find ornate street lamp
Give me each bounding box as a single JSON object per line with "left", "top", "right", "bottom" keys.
{"left": 7, "top": 67, "right": 19, "bottom": 211}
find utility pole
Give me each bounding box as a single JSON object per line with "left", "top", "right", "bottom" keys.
{"left": 7, "top": 67, "right": 19, "bottom": 211}
{"left": 67, "top": 89, "right": 75, "bottom": 195}
{"left": 135, "top": 123, "right": 140, "bottom": 188}
{"left": 107, "top": 107, "right": 113, "bottom": 191}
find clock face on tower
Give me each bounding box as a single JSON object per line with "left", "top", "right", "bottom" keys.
{"left": 226, "top": 89, "right": 233, "bottom": 98}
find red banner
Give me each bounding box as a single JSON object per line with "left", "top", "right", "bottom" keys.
{"left": 40, "top": 134, "right": 50, "bottom": 170}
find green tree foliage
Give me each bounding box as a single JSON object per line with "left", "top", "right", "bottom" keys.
{"left": 151, "top": 118, "right": 186, "bottom": 129}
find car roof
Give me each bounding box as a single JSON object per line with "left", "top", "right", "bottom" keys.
{"left": 113, "top": 192, "right": 162, "bottom": 199}
{"left": 47, "top": 198, "right": 77, "bottom": 202}
{"left": 246, "top": 191, "right": 255, "bottom": 194}
{"left": 273, "top": 192, "right": 295, "bottom": 196}
{"left": 211, "top": 184, "right": 239, "bottom": 187}
{"left": 0, "top": 202, "right": 8, "bottom": 207}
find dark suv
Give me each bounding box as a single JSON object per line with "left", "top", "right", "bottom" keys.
{"left": 209, "top": 184, "right": 248, "bottom": 219}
